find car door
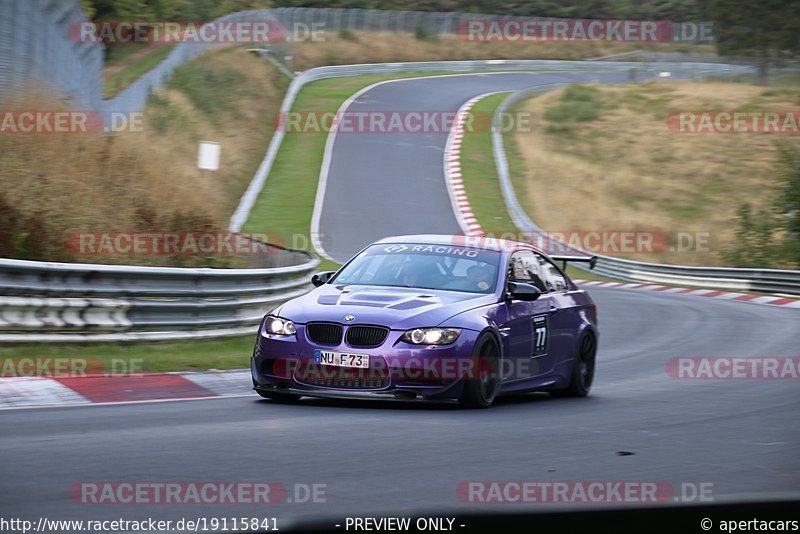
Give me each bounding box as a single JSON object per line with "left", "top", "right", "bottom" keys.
{"left": 499, "top": 250, "right": 555, "bottom": 380}
{"left": 535, "top": 253, "right": 580, "bottom": 371}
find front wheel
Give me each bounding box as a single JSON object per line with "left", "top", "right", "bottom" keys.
{"left": 551, "top": 332, "right": 596, "bottom": 398}
{"left": 459, "top": 333, "right": 501, "bottom": 409}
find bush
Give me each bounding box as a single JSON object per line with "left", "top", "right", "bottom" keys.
{"left": 0, "top": 193, "right": 70, "bottom": 262}
{"left": 544, "top": 101, "right": 599, "bottom": 123}
{"left": 543, "top": 84, "right": 602, "bottom": 127}
{"left": 722, "top": 203, "right": 779, "bottom": 267}
{"left": 561, "top": 84, "right": 601, "bottom": 103}
{"left": 414, "top": 24, "right": 438, "bottom": 41}
{"left": 338, "top": 27, "right": 358, "bottom": 41}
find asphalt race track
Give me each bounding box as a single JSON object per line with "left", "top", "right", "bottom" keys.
{"left": 315, "top": 70, "right": 687, "bottom": 262}
{"left": 1, "top": 71, "right": 798, "bottom": 528}
{"left": 2, "top": 287, "right": 799, "bottom": 526}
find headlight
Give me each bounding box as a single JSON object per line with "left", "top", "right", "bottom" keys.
{"left": 263, "top": 315, "right": 297, "bottom": 336}
{"left": 401, "top": 328, "right": 461, "bottom": 345}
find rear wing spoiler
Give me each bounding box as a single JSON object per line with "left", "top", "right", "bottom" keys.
{"left": 551, "top": 255, "right": 598, "bottom": 271}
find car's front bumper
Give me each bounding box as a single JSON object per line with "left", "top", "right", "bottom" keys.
{"left": 251, "top": 324, "right": 483, "bottom": 401}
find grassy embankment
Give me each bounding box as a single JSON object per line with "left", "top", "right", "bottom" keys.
{"left": 509, "top": 81, "right": 800, "bottom": 266}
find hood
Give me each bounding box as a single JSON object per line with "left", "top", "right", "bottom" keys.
{"left": 279, "top": 284, "right": 496, "bottom": 330}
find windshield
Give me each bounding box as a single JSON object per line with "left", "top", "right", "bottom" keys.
{"left": 332, "top": 243, "right": 501, "bottom": 293}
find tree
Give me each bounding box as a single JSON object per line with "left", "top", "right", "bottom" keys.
{"left": 79, "top": 0, "right": 95, "bottom": 17}
{"left": 149, "top": 0, "right": 193, "bottom": 19}
{"left": 210, "top": 0, "right": 273, "bottom": 18}
{"left": 87, "top": 0, "right": 155, "bottom": 20}
{"left": 708, "top": 0, "right": 800, "bottom": 84}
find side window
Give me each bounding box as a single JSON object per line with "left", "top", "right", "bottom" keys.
{"left": 523, "top": 253, "right": 548, "bottom": 292}
{"left": 537, "top": 254, "right": 567, "bottom": 292}
{"left": 508, "top": 252, "right": 531, "bottom": 283}
{"left": 509, "top": 251, "right": 547, "bottom": 292}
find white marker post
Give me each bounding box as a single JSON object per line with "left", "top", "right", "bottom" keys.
{"left": 198, "top": 141, "right": 221, "bottom": 171}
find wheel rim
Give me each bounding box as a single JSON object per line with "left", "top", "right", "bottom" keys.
{"left": 477, "top": 340, "right": 499, "bottom": 403}
{"left": 578, "top": 334, "right": 596, "bottom": 390}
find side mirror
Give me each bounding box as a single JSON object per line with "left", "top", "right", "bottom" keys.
{"left": 311, "top": 271, "right": 336, "bottom": 287}
{"left": 507, "top": 282, "right": 542, "bottom": 301}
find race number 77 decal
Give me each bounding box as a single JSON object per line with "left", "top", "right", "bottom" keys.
{"left": 531, "top": 314, "right": 549, "bottom": 357}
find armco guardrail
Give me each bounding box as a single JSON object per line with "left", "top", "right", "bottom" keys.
{"left": 0, "top": 250, "right": 320, "bottom": 342}
{"left": 491, "top": 87, "right": 800, "bottom": 295}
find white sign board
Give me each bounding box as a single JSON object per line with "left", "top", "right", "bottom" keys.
{"left": 198, "top": 141, "right": 221, "bottom": 171}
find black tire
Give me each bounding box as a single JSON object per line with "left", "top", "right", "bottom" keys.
{"left": 551, "top": 332, "right": 596, "bottom": 398}
{"left": 255, "top": 389, "right": 301, "bottom": 402}
{"left": 459, "top": 333, "right": 501, "bottom": 409}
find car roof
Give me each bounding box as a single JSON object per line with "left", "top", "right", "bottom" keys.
{"left": 374, "top": 234, "right": 544, "bottom": 254}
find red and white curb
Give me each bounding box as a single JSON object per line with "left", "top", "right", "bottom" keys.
{"left": 444, "top": 94, "right": 497, "bottom": 237}
{"left": 0, "top": 370, "right": 252, "bottom": 410}
{"left": 576, "top": 280, "right": 800, "bottom": 308}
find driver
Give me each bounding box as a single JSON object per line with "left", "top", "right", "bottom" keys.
{"left": 401, "top": 260, "right": 434, "bottom": 287}
{"left": 467, "top": 264, "right": 493, "bottom": 291}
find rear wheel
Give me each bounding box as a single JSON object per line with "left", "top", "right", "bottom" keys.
{"left": 552, "top": 332, "right": 596, "bottom": 398}
{"left": 459, "top": 333, "right": 501, "bottom": 409}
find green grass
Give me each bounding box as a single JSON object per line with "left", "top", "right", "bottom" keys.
{"left": 104, "top": 45, "right": 175, "bottom": 99}
{"left": 0, "top": 335, "right": 256, "bottom": 373}
{"left": 459, "top": 92, "right": 516, "bottom": 234}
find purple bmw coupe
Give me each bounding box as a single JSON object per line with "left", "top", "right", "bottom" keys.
{"left": 252, "top": 235, "right": 598, "bottom": 408}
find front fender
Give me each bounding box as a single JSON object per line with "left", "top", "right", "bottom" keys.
{"left": 438, "top": 303, "right": 505, "bottom": 362}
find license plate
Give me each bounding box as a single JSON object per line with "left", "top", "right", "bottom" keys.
{"left": 314, "top": 349, "right": 370, "bottom": 369}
